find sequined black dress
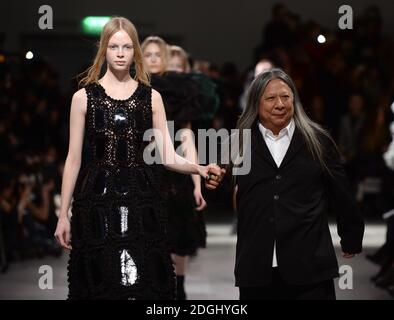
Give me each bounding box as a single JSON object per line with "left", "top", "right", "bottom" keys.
{"left": 67, "top": 82, "right": 175, "bottom": 300}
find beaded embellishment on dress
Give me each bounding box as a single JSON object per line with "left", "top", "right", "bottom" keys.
{"left": 67, "top": 82, "right": 175, "bottom": 300}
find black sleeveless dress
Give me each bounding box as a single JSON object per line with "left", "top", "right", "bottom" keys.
{"left": 67, "top": 82, "right": 175, "bottom": 300}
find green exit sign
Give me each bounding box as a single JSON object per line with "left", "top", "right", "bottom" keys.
{"left": 82, "top": 16, "right": 111, "bottom": 35}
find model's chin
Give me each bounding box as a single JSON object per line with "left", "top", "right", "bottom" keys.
{"left": 110, "top": 63, "right": 129, "bottom": 70}
{"left": 148, "top": 67, "right": 161, "bottom": 74}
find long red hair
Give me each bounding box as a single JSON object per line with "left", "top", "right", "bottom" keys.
{"left": 79, "top": 16, "right": 149, "bottom": 86}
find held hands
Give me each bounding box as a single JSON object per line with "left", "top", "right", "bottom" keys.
{"left": 54, "top": 216, "right": 72, "bottom": 250}
{"left": 342, "top": 252, "right": 355, "bottom": 258}
{"left": 198, "top": 163, "right": 226, "bottom": 190}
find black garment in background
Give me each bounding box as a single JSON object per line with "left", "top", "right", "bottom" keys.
{"left": 318, "top": 69, "right": 347, "bottom": 138}
{"left": 151, "top": 72, "right": 207, "bottom": 257}
{"left": 150, "top": 72, "right": 202, "bottom": 124}
{"left": 239, "top": 268, "right": 336, "bottom": 300}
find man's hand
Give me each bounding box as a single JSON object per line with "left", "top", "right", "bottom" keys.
{"left": 205, "top": 167, "right": 226, "bottom": 190}
{"left": 342, "top": 252, "right": 355, "bottom": 258}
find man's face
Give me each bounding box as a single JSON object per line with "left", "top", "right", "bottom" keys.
{"left": 258, "top": 79, "right": 294, "bottom": 135}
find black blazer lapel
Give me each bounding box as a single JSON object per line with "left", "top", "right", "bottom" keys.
{"left": 280, "top": 126, "right": 305, "bottom": 168}
{"left": 251, "top": 122, "right": 278, "bottom": 169}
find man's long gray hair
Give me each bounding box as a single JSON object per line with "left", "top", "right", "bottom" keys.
{"left": 236, "top": 68, "right": 336, "bottom": 174}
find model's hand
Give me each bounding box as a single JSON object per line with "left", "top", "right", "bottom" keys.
{"left": 54, "top": 216, "right": 72, "bottom": 250}
{"left": 197, "top": 163, "right": 220, "bottom": 180}
{"left": 342, "top": 252, "right": 355, "bottom": 258}
{"left": 193, "top": 188, "right": 207, "bottom": 211}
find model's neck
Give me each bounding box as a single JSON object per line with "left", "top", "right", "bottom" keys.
{"left": 101, "top": 68, "right": 133, "bottom": 85}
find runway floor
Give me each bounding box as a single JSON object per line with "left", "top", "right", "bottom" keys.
{"left": 0, "top": 223, "right": 392, "bottom": 300}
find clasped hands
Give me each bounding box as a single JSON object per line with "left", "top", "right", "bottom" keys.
{"left": 203, "top": 164, "right": 226, "bottom": 190}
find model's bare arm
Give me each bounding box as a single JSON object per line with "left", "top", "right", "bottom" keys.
{"left": 54, "top": 89, "right": 87, "bottom": 250}
{"left": 178, "top": 123, "right": 206, "bottom": 211}
{"left": 152, "top": 89, "right": 221, "bottom": 179}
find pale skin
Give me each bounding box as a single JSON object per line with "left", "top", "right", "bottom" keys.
{"left": 143, "top": 42, "right": 164, "bottom": 75}
{"left": 168, "top": 55, "right": 184, "bottom": 73}
{"left": 143, "top": 42, "right": 209, "bottom": 279}
{"left": 54, "top": 30, "right": 223, "bottom": 250}
{"left": 209, "top": 79, "right": 354, "bottom": 259}
{"left": 143, "top": 41, "right": 206, "bottom": 212}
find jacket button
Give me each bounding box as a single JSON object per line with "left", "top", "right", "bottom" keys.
{"left": 276, "top": 174, "right": 282, "bottom": 180}
{"left": 274, "top": 195, "right": 279, "bottom": 200}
